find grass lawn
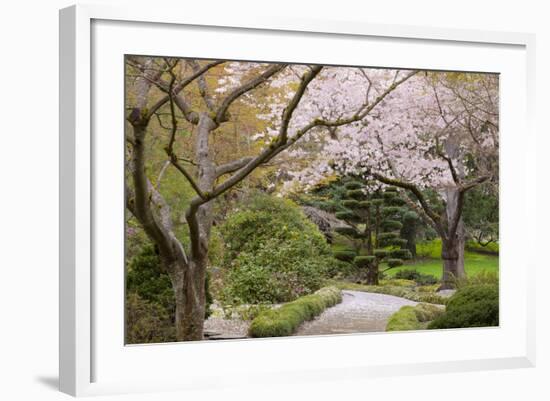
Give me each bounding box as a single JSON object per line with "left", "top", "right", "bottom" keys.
{"left": 384, "top": 252, "right": 499, "bottom": 279}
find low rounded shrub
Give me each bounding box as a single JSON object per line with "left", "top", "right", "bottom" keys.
{"left": 386, "top": 303, "right": 445, "bottom": 331}
{"left": 394, "top": 269, "right": 438, "bottom": 285}
{"left": 386, "top": 306, "right": 421, "bottom": 331}
{"left": 249, "top": 287, "right": 342, "bottom": 337}
{"left": 428, "top": 284, "right": 499, "bottom": 329}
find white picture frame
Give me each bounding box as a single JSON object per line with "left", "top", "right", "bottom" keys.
{"left": 59, "top": 4, "right": 536, "bottom": 397}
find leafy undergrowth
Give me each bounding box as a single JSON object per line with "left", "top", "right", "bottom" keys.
{"left": 327, "top": 280, "right": 448, "bottom": 305}
{"left": 248, "top": 286, "right": 342, "bottom": 338}
{"left": 386, "top": 303, "right": 445, "bottom": 331}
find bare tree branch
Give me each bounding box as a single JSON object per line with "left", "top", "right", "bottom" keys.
{"left": 215, "top": 64, "right": 287, "bottom": 124}
{"left": 187, "top": 59, "right": 216, "bottom": 111}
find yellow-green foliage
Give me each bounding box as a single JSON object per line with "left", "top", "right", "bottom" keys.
{"left": 379, "top": 278, "right": 416, "bottom": 287}
{"left": 465, "top": 240, "right": 499, "bottom": 255}
{"left": 417, "top": 284, "right": 440, "bottom": 293}
{"left": 416, "top": 239, "right": 442, "bottom": 259}
{"left": 386, "top": 303, "right": 445, "bottom": 331}
{"left": 452, "top": 270, "right": 499, "bottom": 289}
{"left": 248, "top": 287, "right": 342, "bottom": 338}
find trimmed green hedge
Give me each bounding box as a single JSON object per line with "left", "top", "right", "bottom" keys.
{"left": 248, "top": 287, "right": 342, "bottom": 338}
{"left": 386, "top": 303, "right": 445, "bottom": 331}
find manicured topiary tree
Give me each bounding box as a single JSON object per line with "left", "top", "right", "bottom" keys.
{"left": 332, "top": 181, "right": 412, "bottom": 284}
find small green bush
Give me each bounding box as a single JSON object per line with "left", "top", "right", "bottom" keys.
{"left": 386, "top": 306, "right": 422, "bottom": 331}
{"left": 428, "top": 284, "right": 499, "bottom": 329}
{"left": 394, "top": 269, "right": 438, "bottom": 285}
{"left": 386, "top": 303, "right": 445, "bottom": 331}
{"left": 249, "top": 287, "right": 342, "bottom": 337}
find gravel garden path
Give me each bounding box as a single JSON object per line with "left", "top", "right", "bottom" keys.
{"left": 294, "top": 290, "right": 419, "bottom": 336}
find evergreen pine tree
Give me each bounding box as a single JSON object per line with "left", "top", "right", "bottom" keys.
{"left": 332, "top": 180, "right": 412, "bottom": 284}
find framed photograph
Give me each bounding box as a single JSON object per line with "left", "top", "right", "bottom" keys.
{"left": 59, "top": 4, "right": 536, "bottom": 396}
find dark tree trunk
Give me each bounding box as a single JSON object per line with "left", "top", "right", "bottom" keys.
{"left": 171, "top": 257, "right": 207, "bottom": 341}
{"left": 440, "top": 187, "right": 466, "bottom": 288}
{"left": 366, "top": 263, "right": 379, "bottom": 285}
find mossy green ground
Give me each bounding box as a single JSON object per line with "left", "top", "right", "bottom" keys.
{"left": 385, "top": 252, "right": 498, "bottom": 279}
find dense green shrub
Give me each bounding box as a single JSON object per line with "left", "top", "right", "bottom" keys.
{"left": 249, "top": 287, "right": 342, "bottom": 337}
{"left": 126, "top": 245, "right": 213, "bottom": 338}
{"left": 125, "top": 292, "right": 175, "bottom": 344}
{"left": 394, "top": 269, "right": 438, "bottom": 285}
{"left": 428, "top": 284, "right": 499, "bottom": 329}
{"left": 127, "top": 245, "right": 175, "bottom": 313}
{"left": 386, "top": 303, "right": 445, "bottom": 331}
{"left": 220, "top": 193, "right": 333, "bottom": 304}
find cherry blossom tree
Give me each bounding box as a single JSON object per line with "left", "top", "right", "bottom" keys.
{"left": 286, "top": 71, "right": 498, "bottom": 288}
{"left": 125, "top": 57, "right": 416, "bottom": 340}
